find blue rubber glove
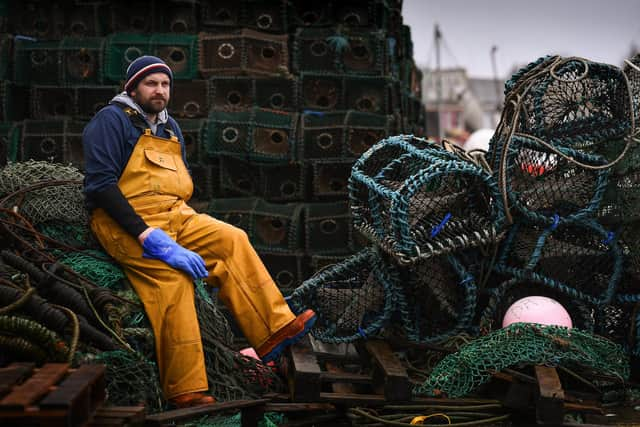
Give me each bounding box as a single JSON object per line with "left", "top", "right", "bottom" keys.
{"left": 142, "top": 228, "right": 208, "bottom": 279}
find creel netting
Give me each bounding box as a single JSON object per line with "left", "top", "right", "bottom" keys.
{"left": 414, "top": 322, "right": 629, "bottom": 399}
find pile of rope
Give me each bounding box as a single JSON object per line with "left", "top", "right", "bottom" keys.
{"left": 0, "top": 160, "right": 282, "bottom": 411}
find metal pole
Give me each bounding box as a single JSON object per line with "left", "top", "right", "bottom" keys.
{"left": 490, "top": 45, "right": 502, "bottom": 119}
{"left": 435, "top": 23, "right": 443, "bottom": 140}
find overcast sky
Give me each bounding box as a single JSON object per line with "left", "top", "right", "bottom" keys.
{"left": 402, "top": 0, "right": 640, "bottom": 79}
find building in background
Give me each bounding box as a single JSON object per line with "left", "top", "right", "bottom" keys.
{"left": 422, "top": 67, "right": 504, "bottom": 139}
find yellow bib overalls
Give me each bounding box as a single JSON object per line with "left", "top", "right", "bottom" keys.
{"left": 90, "top": 128, "right": 295, "bottom": 399}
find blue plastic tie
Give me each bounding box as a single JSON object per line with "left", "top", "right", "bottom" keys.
{"left": 357, "top": 326, "right": 367, "bottom": 339}
{"left": 602, "top": 231, "right": 615, "bottom": 245}
{"left": 430, "top": 213, "right": 452, "bottom": 238}
{"left": 303, "top": 110, "right": 325, "bottom": 116}
{"left": 459, "top": 275, "right": 474, "bottom": 286}
{"left": 14, "top": 35, "right": 37, "bottom": 42}
{"left": 550, "top": 214, "right": 560, "bottom": 231}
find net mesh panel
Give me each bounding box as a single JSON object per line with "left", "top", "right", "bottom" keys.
{"left": 194, "top": 282, "right": 284, "bottom": 401}
{"left": 257, "top": 249, "right": 308, "bottom": 291}
{"left": 88, "top": 350, "right": 164, "bottom": 413}
{"left": 499, "top": 134, "right": 610, "bottom": 225}
{"left": 0, "top": 160, "right": 87, "bottom": 225}
{"left": 204, "top": 108, "right": 297, "bottom": 163}
{"left": 414, "top": 323, "right": 630, "bottom": 398}
{"left": 177, "top": 412, "right": 285, "bottom": 427}
{"left": 479, "top": 275, "right": 596, "bottom": 333}
{"left": 349, "top": 135, "right": 504, "bottom": 263}
{"left": 60, "top": 250, "right": 127, "bottom": 290}
{"left": 13, "top": 39, "right": 61, "bottom": 85}
{"left": 289, "top": 248, "right": 399, "bottom": 343}
{"left": 394, "top": 254, "right": 478, "bottom": 344}
{"left": 207, "top": 197, "right": 304, "bottom": 252}
{"left": 495, "top": 220, "right": 622, "bottom": 305}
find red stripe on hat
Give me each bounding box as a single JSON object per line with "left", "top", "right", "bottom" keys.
{"left": 124, "top": 63, "right": 172, "bottom": 91}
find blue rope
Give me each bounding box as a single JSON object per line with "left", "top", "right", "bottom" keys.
{"left": 430, "top": 212, "right": 452, "bottom": 238}
{"left": 602, "top": 231, "right": 615, "bottom": 245}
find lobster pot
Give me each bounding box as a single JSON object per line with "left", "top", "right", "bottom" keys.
{"left": 208, "top": 197, "right": 304, "bottom": 252}
{"left": 299, "top": 111, "right": 394, "bottom": 161}
{"left": 406, "top": 93, "right": 426, "bottom": 128}
{"left": 310, "top": 159, "right": 353, "bottom": 200}
{"left": 615, "top": 222, "right": 640, "bottom": 303}
{"left": 20, "top": 120, "right": 86, "bottom": 169}
{"left": 198, "top": 30, "right": 289, "bottom": 78}
{"left": 495, "top": 220, "right": 622, "bottom": 305}
{"left": 350, "top": 135, "right": 504, "bottom": 262}
{"left": 394, "top": 254, "right": 478, "bottom": 344}
{"left": 104, "top": 33, "right": 198, "bottom": 83}
{"left": 288, "top": 2, "right": 334, "bottom": 28}
{"left": 0, "top": 123, "right": 21, "bottom": 166}
{"left": 334, "top": 0, "right": 389, "bottom": 28}
{"left": 170, "top": 80, "right": 210, "bottom": 118}
{"left": 257, "top": 250, "right": 308, "bottom": 292}
{"left": 75, "top": 86, "right": 121, "bottom": 119}
{"left": 14, "top": 40, "right": 62, "bottom": 85}
{"left": 397, "top": 24, "right": 413, "bottom": 60}
{"left": 242, "top": 0, "right": 287, "bottom": 33}
{"left": 0, "top": 35, "right": 11, "bottom": 80}
{"left": 200, "top": 0, "right": 242, "bottom": 31}
{"left": 491, "top": 57, "right": 632, "bottom": 167}
{"left": 30, "top": 86, "right": 75, "bottom": 118}
{"left": 0, "top": 82, "right": 29, "bottom": 121}
{"left": 479, "top": 274, "right": 596, "bottom": 333}
{"left": 109, "top": 0, "right": 157, "bottom": 33}
{"left": 189, "top": 163, "right": 216, "bottom": 201}
{"left": 204, "top": 108, "right": 297, "bottom": 163}
{"left": 64, "top": 3, "right": 105, "bottom": 37}
{"left": 209, "top": 76, "right": 298, "bottom": 111}
{"left": 305, "top": 201, "right": 359, "bottom": 255}
{"left": 219, "top": 156, "right": 306, "bottom": 201}
{"left": 288, "top": 248, "right": 400, "bottom": 343}
{"left": 31, "top": 85, "right": 119, "bottom": 119}
{"left": 155, "top": 0, "right": 199, "bottom": 33}
{"left": 292, "top": 28, "right": 387, "bottom": 76}
{"left": 59, "top": 38, "right": 106, "bottom": 85}
{"left": 299, "top": 73, "right": 345, "bottom": 111}
{"left": 8, "top": 2, "right": 64, "bottom": 39}
{"left": 496, "top": 134, "right": 610, "bottom": 226}
{"left": 400, "top": 59, "right": 423, "bottom": 98}
{"left": 344, "top": 75, "right": 398, "bottom": 114}
{"left": 175, "top": 118, "right": 206, "bottom": 163}
{"left": 624, "top": 55, "right": 640, "bottom": 126}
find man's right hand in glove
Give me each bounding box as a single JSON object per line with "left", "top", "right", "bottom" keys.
{"left": 140, "top": 228, "right": 208, "bottom": 279}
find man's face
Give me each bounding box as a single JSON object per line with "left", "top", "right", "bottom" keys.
{"left": 130, "top": 72, "right": 171, "bottom": 114}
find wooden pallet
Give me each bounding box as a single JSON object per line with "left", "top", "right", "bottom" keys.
{"left": 283, "top": 336, "right": 411, "bottom": 405}
{"left": 0, "top": 362, "right": 143, "bottom": 427}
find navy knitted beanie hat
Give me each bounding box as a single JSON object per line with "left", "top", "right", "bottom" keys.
{"left": 124, "top": 55, "right": 173, "bottom": 95}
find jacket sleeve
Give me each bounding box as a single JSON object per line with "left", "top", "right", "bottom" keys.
{"left": 83, "top": 108, "right": 149, "bottom": 238}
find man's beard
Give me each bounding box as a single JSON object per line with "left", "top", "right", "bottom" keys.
{"left": 134, "top": 95, "right": 167, "bottom": 114}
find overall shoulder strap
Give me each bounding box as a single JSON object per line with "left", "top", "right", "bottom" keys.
{"left": 111, "top": 101, "right": 150, "bottom": 132}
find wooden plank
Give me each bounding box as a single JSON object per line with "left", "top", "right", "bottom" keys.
{"left": 320, "top": 371, "right": 371, "bottom": 385}
{"left": 319, "top": 391, "right": 386, "bottom": 406}
{"left": 263, "top": 403, "right": 335, "bottom": 412}
{"left": 534, "top": 365, "right": 564, "bottom": 425}
{"left": 145, "top": 399, "right": 268, "bottom": 426}
{"left": 87, "top": 406, "right": 146, "bottom": 427}
{"left": 0, "top": 363, "right": 69, "bottom": 410}
{"left": 0, "top": 363, "right": 35, "bottom": 398}
{"left": 286, "top": 338, "right": 322, "bottom": 402}
{"left": 364, "top": 341, "right": 411, "bottom": 402}
{"left": 324, "top": 362, "right": 357, "bottom": 394}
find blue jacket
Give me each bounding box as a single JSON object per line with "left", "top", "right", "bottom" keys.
{"left": 83, "top": 100, "right": 188, "bottom": 210}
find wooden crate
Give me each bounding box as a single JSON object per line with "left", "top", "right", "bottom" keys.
{"left": 0, "top": 363, "right": 143, "bottom": 427}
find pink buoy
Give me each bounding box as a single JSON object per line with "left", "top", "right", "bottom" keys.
{"left": 502, "top": 296, "right": 573, "bottom": 328}
{"left": 240, "top": 347, "right": 260, "bottom": 360}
